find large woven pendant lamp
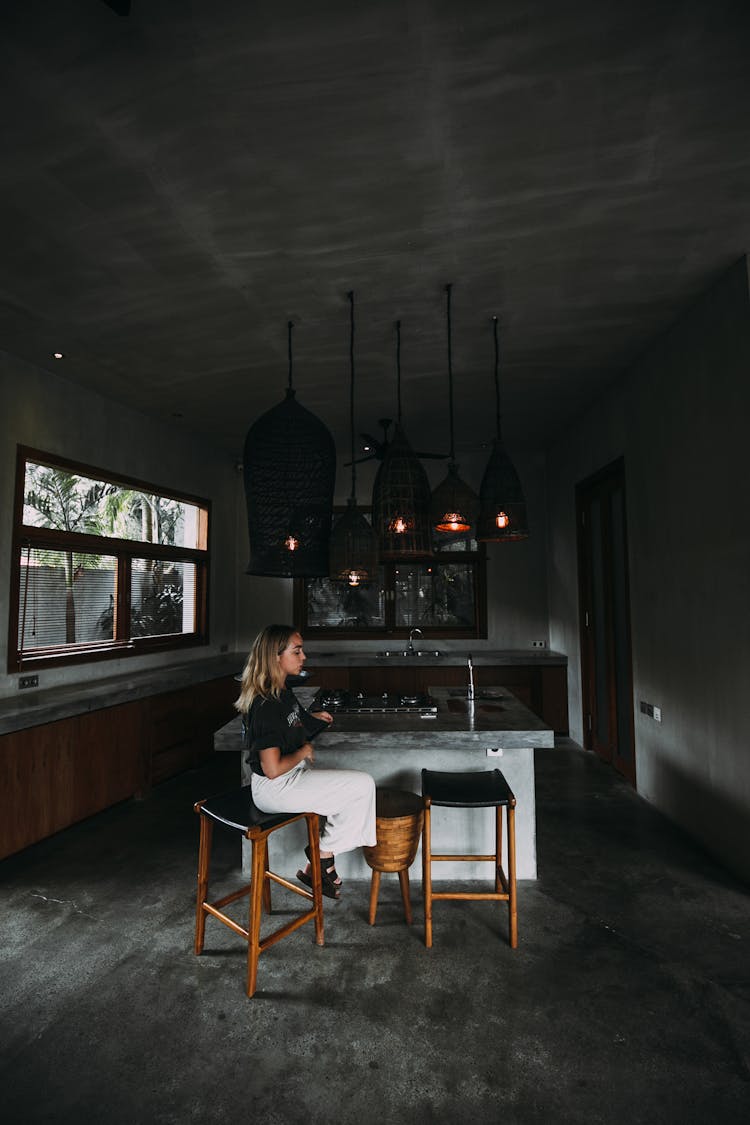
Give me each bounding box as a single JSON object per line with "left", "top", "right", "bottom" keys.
{"left": 430, "top": 283, "right": 479, "bottom": 534}
{"left": 329, "top": 292, "right": 379, "bottom": 586}
{"left": 477, "top": 316, "right": 528, "bottom": 541}
{"left": 243, "top": 321, "right": 336, "bottom": 576}
{"left": 371, "top": 321, "right": 433, "bottom": 560}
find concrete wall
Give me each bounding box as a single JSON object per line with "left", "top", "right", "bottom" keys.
{"left": 546, "top": 257, "right": 750, "bottom": 882}
{"left": 0, "top": 351, "right": 241, "bottom": 699}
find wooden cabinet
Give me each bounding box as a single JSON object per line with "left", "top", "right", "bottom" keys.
{"left": 148, "top": 674, "right": 238, "bottom": 785}
{"left": 306, "top": 663, "right": 569, "bottom": 734}
{"left": 0, "top": 674, "right": 239, "bottom": 860}
{"left": 0, "top": 702, "right": 145, "bottom": 861}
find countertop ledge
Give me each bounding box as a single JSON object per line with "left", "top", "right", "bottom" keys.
{"left": 301, "top": 648, "right": 567, "bottom": 667}
{"left": 0, "top": 654, "right": 242, "bottom": 736}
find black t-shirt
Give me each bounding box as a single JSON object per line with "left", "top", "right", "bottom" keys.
{"left": 244, "top": 689, "right": 327, "bottom": 776}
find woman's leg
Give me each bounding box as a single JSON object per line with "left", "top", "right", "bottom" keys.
{"left": 251, "top": 766, "right": 377, "bottom": 871}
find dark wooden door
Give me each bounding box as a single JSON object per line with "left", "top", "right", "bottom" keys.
{"left": 577, "top": 459, "right": 636, "bottom": 784}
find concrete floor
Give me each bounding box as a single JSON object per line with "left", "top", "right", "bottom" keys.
{"left": 1, "top": 744, "right": 748, "bottom": 1125}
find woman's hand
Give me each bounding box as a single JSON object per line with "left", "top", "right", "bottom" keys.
{"left": 310, "top": 709, "right": 333, "bottom": 724}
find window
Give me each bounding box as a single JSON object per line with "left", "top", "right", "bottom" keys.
{"left": 9, "top": 447, "right": 210, "bottom": 671}
{"left": 295, "top": 520, "right": 486, "bottom": 639}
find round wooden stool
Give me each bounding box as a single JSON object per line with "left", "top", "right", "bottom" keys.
{"left": 362, "top": 787, "right": 424, "bottom": 925}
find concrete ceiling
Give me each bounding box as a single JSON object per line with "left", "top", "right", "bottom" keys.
{"left": 2, "top": 0, "right": 750, "bottom": 465}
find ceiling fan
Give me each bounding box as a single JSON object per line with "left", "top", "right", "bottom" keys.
{"left": 346, "top": 418, "right": 449, "bottom": 466}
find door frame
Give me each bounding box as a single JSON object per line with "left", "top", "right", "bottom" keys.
{"left": 576, "top": 457, "right": 636, "bottom": 785}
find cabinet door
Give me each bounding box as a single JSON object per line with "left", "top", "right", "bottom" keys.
{"left": 149, "top": 675, "right": 238, "bottom": 785}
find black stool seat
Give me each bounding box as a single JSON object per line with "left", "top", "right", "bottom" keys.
{"left": 194, "top": 786, "right": 324, "bottom": 997}
{"left": 421, "top": 768, "right": 514, "bottom": 808}
{"left": 199, "top": 786, "right": 299, "bottom": 833}
{"left": 421, "top": 767, "right": 518, "bottom": 949}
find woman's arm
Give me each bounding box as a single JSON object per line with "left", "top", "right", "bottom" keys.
{"left": 309, "top": 709, "right": 333, "bottom": 724}
{"left": 259, "top": 741, "right": 314, "bottom": 779}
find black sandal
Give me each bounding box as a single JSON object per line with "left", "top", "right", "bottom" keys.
{"left": 296, "top": 866, "right": 341, "bottom": 900}
{"left": 305, "top": 845, "right": 343, "bottom": 888}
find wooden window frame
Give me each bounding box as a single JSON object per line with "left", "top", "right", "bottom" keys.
{"left": 8, "top": 446, "right": 211, "bottom": 672}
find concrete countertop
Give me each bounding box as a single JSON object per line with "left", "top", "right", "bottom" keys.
{"left": 0, "top": 653, "right": 243, "bottom": 736}
{"left": 316, "top": 687, "right": 552, "bottom": 745}
{"left": 216, "top": 686, "right": 554, "bottom": 752}
{"left": 304, "top": 649, "right": 566, "bottom": 668}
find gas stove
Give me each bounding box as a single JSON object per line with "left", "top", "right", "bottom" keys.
{"left": 311, "top": 687, "right": 438, "bottom": 715}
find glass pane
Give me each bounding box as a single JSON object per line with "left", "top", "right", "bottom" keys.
{"left": 23, "top": 461, "right": 202, "bottom": 548}
{"left": 18, "top": 546, "right": 116, "bottom": 650}
{"left": 393, "top": 563, "right": 475, "bottom": 627}
{"left": 130, "top": 558, "right": 196, "bottom": 637}
{"left": 305, "top": 576, "right": 386, "bottom": 629}
{"left": 432, "top": 532, "right": 477, "bottom": 553}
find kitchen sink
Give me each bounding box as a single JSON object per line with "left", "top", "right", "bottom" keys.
{"left": 378, "top": 649, "right": 442, "bottom": 658}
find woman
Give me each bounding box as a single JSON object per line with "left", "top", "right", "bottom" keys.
{"left": 235, "top": 624, "right": 376, "bottom": 899}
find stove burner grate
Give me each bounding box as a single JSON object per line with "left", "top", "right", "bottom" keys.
{"left": 312, "top": 688, "right": 437, "bottom": 715}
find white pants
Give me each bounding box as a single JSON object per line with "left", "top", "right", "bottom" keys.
{"left": 250, "top": 762, "right": 377, "bottom": 855}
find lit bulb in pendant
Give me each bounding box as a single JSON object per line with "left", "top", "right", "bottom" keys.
{"left": 283, "top": 534, "right": 300, "bottom": 552}
{"left": 347, "top": 571, "right": 361, "bottom": 587}
{"left": 495, "top": 511, "right": 509, "bottom": 529}
{"left": 389, "top": 515, "right": 410, "bottom": 534}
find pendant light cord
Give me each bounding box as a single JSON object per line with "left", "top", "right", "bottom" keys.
{"left": 446, "top": 283, "right": 456, "bottom": 462}
{"left": 348, "top": 291, "right": 357, "bottom": 501}
{"left": 287, "top": 320, "right": 294, "bottom": 391}
{"left": 492, "top": 315, "right": 503, "bottom": 440}
{"left": 395, "top": 320, "right": 402, "bottom": 424}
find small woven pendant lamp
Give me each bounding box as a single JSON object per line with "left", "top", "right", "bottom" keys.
{"left": 243, "top": 321, "right": 336, "bottom": 576}
{"left": 430, "top": 283, "right": 479, "bottom": 534}
{"left": 371, "top": 321, "right": 433, "bottom": 560}
{"left": 477, "top": 316, "right": 528, "bottom": 542}
{"left": 329, "top": 292, "right": 379, "bottom": 586}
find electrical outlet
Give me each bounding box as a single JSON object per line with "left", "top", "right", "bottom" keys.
{"left": 220, "top": 643, "right": 229, "bottom": 653}
{"left": 485, "top": 747, "right": 503, "bottom": 757}
{"left": 531, "top": 640, "right": 546, "bottom": 648}
{"left": 653, "top": 706, "right": 662, "bottom": 722}
{"left": 19, "top": 674, "right": 39, "bottom": 689}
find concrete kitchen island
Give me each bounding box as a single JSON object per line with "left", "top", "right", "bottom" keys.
{"left": 214, "top": 686, "right": 553, "bottom": 882}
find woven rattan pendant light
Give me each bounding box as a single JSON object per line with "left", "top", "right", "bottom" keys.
{"left": 477, "top": 316, "right": 528, "bottom": 541}
{"left": 329, "top": 292, "right": 379, "bottom": 586}
{"left": 430, "top": 283, "right": 479, "bottom": 534}
{"left": 371, "top": 321, "right": 433, "bottom": 560}
{"left": 243, "top": 321, "right": 336, "bottom": 576}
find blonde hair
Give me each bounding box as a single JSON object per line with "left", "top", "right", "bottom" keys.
{"left": 234, "top": 624, "right": 299, "bottom": 714}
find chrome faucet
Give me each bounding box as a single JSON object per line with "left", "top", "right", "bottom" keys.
{"left": 467, "top": 653, "right": 475, "bottom": 700}
{"left": 408, "top": 627, "right": 423, "bottom": 654}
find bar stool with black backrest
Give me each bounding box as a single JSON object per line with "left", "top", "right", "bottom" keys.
{"left": 194, "top": 786, "right": 324, "bottom": 997}
{"left": 421, "top": 768, "right": 517, "bottom": 949}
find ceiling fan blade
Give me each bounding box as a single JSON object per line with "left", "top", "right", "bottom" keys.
{"left": 344, "top": 453, "right": 379, "bottom": 466}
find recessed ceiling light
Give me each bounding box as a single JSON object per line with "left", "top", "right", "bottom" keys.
{"left": 53, "top": 352, "right": 64, "bottom": 360}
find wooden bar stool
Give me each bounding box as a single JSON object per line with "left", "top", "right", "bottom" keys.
{"left": 362, "top": 787, "right": 424, "bottom": 925}
{"left": 194, "top": 786, "right": 324, "bottom": 997}
{"left": 421, "top": 768, "right": 517, "bottom": 949}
